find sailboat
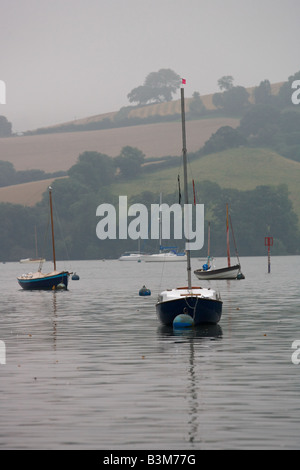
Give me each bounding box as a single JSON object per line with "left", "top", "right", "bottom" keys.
{"left": 17, "top": 187, "right": 70, "bottom": 290}
{"left": 19, "top": 226, "right": 46, "bottom": 264}
{"left": 194, "top": 205, "right": 244, "bottom": 280}
{"left": 155, "top": 85, "right": 223, "bottom": 326}
{"left": 143, "top": 194, "right": 187, "bottom": 263}
{"left": 119, "top": 238, "right": 146, "bottom": 261}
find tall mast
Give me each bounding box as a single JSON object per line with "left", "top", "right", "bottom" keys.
{"left": 207, "top": 221, "right": 211, "bottom": 267}
{"left": 49, "top": 186, "right": 56, "bottom": 271}
{"left": 159, "top": 192, "right": 162, "bottom": 252}
{"left": 34, "top": 225, "right": 38, "bottom": 258}
{"left": 181, "top": 87, "right": 192, "bottom": 290}
{"left": 226, "top": 203, "right": 231, "bottom": 267}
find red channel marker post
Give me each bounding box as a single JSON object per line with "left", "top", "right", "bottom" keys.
{"left": 265, "top": 236, "right": 273, "bottom": 273}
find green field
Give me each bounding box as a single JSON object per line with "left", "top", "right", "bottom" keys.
{"left": 111, "top": 146, "right": 300, "bottom": 226}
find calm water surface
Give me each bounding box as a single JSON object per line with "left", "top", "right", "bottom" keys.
{"left": 0, "top": 256, "right": 299, "bottom": 450}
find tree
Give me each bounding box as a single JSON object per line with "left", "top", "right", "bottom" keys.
{"left": 202, "top": 126, "right": 247, "bottom": 154}
{"left": 218, "top": 76, "right": 234, "bottom": 91}
{"left": 213, "top": 84, "right": 249, "bottom": 114}
{"left": 115, "top": 146, "right": 145, "bottom": 178}
{"left": 0, "top": 116, "right": 12, "bottom": 137}
{"left": 127, "top": 69, "right": 181, "bottom": 105}
{"left": 222, "top": 86, "right": 250, "bottom": 114}
{"left": 239, "top": 104, "right": 281, "bottom": 138}
{"left": 189, "top": 92, "right": 206, "bottom": 116}
{"left": 212, "top": 92, "right": 224, "bottom": 109}
{"left": 68, "top": 151, "right": 115, "bottom": 190}
{"left": 254, "top": 80, "right": 272, "bottom": 105}
{"left": 0, "top": 161, "right": 16, "bottom": 186}
{"left": 127, "top": 86, "right": 154, "bottom": 106}
{"left": 211, "top": 184, "right": 300, "bottom": 256}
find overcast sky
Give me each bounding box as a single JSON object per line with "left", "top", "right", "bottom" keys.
{"left": 1, "top": 0, "right": 299, "bottom": 132}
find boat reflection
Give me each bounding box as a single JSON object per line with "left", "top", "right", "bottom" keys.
{"left": 156, "top": 322, "right": 222, "bottom": 446}
{"left": 157, "top": 323, "right": 223, "bottom": 339}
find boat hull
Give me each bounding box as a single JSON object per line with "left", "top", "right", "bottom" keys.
{"left": 19, "top": 258, "right": 46, "bottom": 264}
{"left": 119, "top": 252, "right": 144, "bottom": 261}
{"left": 194, "top": 264, "right": 241, "bottom": 280}
{"left": 156, "top": 296, "right": 222, "bottom": 326}
{"left": 144, "top": 254, "right": 186, "bottom": 262}
{"left": 17, "top": 271, "right": 69, "bottom": 290}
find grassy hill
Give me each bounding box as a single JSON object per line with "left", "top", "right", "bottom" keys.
{"left": 111, "top": 147, "right": 300, "bottom": 225}
{"left": 0, "top": 80, "right": 296, "bottom": 222}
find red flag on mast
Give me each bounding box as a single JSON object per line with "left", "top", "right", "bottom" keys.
{"left": 182, "top": 78, "right": 186, "bottom": 85}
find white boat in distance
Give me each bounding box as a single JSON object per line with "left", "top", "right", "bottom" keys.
{"left": 118, "top": 252, "right": 144, "bottom": 261}
{"left": 119, "top": 250, "right": 186, "bottom": 262}
{"left": 143, "top": 250, "right": 186, "bottom": 262}
{"left": 19, "top": 257, "right": 46, "bottom": 264}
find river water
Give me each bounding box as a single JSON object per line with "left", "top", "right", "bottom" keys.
{"left": 0, "top": 256, "right": 299, "bottom": 450}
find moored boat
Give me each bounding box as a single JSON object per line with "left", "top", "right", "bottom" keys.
{"left": 17, "top": 270, "right": 69, "bottom": 290}
{"left": 143, "top": 250, "right": 186, "bottom": 262}
{"left": 119, "top": 251, "right": 144, "bottom": 261}
{"left": 156, "top": 286, "right": 222, "bottom": 326}
{"left": 194, "top": 263, "right": 241, "bottom": 280}
{"left": 17, "top": 187, "right": 71, "bottom": 290}
{"left": 194, "top": 205, "right": 245, "bottom": 280}
{"left": 156, "top": 83, "right": 222, "bottom": 327}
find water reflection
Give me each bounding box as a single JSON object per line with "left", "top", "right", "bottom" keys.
{"left": 2, "top": 258, "right": 300, "bottom": 449}
{"left": 156, "top": 324, "right": 222, "bottom": 446}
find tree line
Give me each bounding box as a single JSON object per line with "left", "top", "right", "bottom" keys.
{"left": 0, "top": 161, "right": 65, "bottom": 187}
{"left": 0, "top": 152, "right": 299, "bottom": 262}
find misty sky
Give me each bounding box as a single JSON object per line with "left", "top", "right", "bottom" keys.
{"left": 1, "top": 0, "right": 300, "bottom": 132}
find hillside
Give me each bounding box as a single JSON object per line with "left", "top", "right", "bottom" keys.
{"left": 0, "top": 177, "right": 67, "bottom": 206}
{"left": 0, "top": 130, "right": 299, "bottom": 227}
{"left": 0, "top": 116, "right": 239, "bottom": 172}
{"left": 110, "top": 147, "right": 300, "bottom": 225}
{"left": 0, "top": 81, "right": 290, "bottom": 210}
{"left": 39, "top": 82, "right": 283, "bottom": 130}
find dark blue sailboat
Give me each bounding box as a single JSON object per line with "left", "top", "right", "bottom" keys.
{"left": 17, "top": 270, "right": 69, "bottom": 290}
{"left": 155, "top": 85, "right": 223, "bottom": 326}
{"left": 17, "top": 187, "right": 70, "bottom": 290}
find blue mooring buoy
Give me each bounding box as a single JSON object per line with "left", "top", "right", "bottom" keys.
{"left": 139, "top": 285, "right": 151, "bottom": 296}
{"left": 72, "top": 273, "right": 80, "bottom": 280}
{"left": 173, "top": 313, "right": 194, "bottom": 329}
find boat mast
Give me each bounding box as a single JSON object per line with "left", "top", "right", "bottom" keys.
{"left": 49, "top": 186, "right": 56, "bottom": 271}
{"left": 226, "top": 203, "right": 231, "bottom": 267}
{"left": 159, "top": 192, "right": 162, "bottom": 252}
{"left": 181, "top": 86, "right": 192, "bottom": 290}
{"left": 207, "top": 221, "right": 211, "bottom": 267}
